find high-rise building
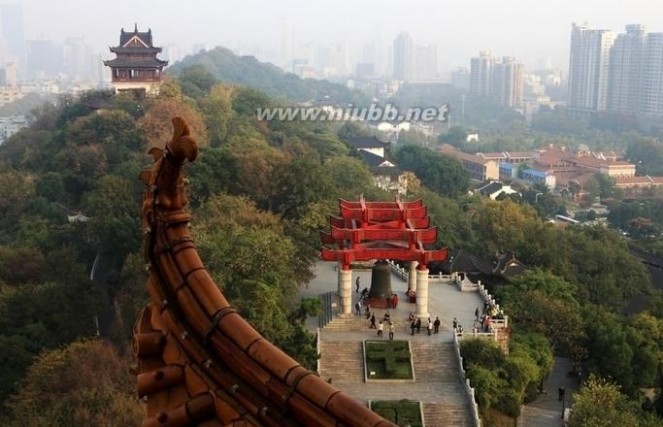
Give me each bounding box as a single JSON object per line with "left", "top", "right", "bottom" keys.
{"left": 470, "top": 51, "right": 495, "bottom": 97}
{"left": 608, "top": 25, "right": 646, "bottom": 115}
{"left": 63, "top": 37, "right": 93, "bottom": 82}
{"left": 392, "top": 32, "right": 413, "bottom": 81}
{"left": 469, "top": 52, "right": 523, "bottom": 108}
{"left": 281, "top": 20, "right": 293, "bottom": 71}
{"left": 414, "top": 44, "right": 437, "bottom": 81}
{"left": 567, "top": 23, "right": 615, "bottom": 113}
{"left": 451, "top": 67, "right": 471, "bottom": 91}
{"left": 26, "top": 39, "right": 63, "bottom": 78}
{"left": 641, "top": 33, "right": 663, "bottom": 120}
{"left": 0, "top": 4, "right": 25, "bottom": 72}
{"left": 492, "top": 57, "right": 524, "bottom": 108}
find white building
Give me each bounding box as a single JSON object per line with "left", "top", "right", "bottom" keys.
{"left": 641, "top": 32, "right": 663, "bottom": 120}
{"left": 393, "top": 33, "right": 413, "bottom": 81}
{"left": 608, "top": 25, "right": 646, "bottom": 115}
{"left": 567, "top": 23, "right": 615, "bottom": 113}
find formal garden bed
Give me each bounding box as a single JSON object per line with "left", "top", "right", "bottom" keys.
{"left": 364, "top": 340, "right": 414, "bottom": 381}
{"left": 370, "top": 400, "right": 423, "bottom": 427}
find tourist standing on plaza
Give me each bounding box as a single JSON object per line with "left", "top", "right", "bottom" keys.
{"left": 377, "top": 321, "right": 384, "bottom": 338}
{"left": 388, "top": 322, "right": 395, "bottom": 340}
{"left": 355, "top": 301, "right": 361, "bottom": 316}
{"left": 356, "top": 276, "right": 360, "bottom": 293}
{"left": 433, "top": 317, "right": 441, "bottom": 334}
{"left": 427, "top": 318, "right": 433, "bottom": 335}
{"left": 410, "top": 319, "right": 416, "bottom": 335}
{"left": 452, "top": 317, "right": 458, "bottom": 330}
{"left": 415, "top": 317, "right": 421, "bottom": 333}
{"left": 370, "top": 313, "right": 376, "bottom": 329}
{"left": 475, "top": 307, "right": 480, "bottom": 320}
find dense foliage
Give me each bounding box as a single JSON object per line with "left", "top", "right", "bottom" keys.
{"left": 0, "top": 62, "right": 662, "bottom": 425}
{"left": 167, "top": 48, "right": 369, "bottom": 105}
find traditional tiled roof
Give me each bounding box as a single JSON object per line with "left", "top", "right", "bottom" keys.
{"left": 441, "top": 249, "right": 494, "bottom": 275}
{"left": 110, "top": 46, "right": 163, "bottom": 54}
{"left": 119, "top": 25, "right": 154, "bottom": 46}
{"left": 358, "top": 149, "right": 396, "bottom": 168}
{"left": 103, "top": 57, "right": 168, "bottom": 68}
{"left": 494, "top": 252, "right": 527, "bottom": 279}
{"left": 613, "top": 175, "right": 663, "bottom": 187}
{"left": 348, "top": 135, "right": 390, "bottom": 149}
{"left": 478, "top": 181, "right": 503, "bottom": 196}
{"left": 440, "top": 147, "right": 496, "bottom": 165}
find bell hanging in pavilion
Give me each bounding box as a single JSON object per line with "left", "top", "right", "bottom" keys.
{"left": 368, "top": 260, "right": 392, "bottom": 300}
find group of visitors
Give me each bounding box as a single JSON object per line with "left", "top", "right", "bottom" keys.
{"left": 472, "top": 302, "right": 500, "bottom": 333}
{"left": 408, "top": 315, "right": 441, "bottom": 336}
{"left": 386, "top": 293, "right": 399, "bottom": 309}
{"left": 376, "top": 320, "right": 395, "bottom": 340}
{"left": 451, "top": 317, "right": 465, "bottom": 335}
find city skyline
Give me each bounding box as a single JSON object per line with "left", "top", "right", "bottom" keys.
{"left": 4, "top": 0, "right": 663, "bottom": 75}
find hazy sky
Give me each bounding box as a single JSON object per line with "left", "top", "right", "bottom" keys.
{"left": 8, "top": 0, "right": 663, "bottom": 73}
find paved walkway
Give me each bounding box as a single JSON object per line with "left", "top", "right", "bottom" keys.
{"left": 301, "top": 262, "right": 580, "bottom": 426}
{"left": 518, "top": 357, "right": 578, "bottom": 427}
{"left": 302, "top": 262, "right": 485, "bottom": 338}
{"left": 302, "top": 262, "right": 485, "bottom": 426}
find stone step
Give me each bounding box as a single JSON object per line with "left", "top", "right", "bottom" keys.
{"left": 411, "top": 341, "right": 461, "bottom": 383}
{"left": 318, "top": 341, "right": 364, "bottom": 383}
{"left": 423, "top": 402, "right": 476, "bottom": 427}
{"left": 334, "top": 382, "right": 471, "bottom": 405}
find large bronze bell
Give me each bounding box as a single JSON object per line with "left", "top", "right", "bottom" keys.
{"left": 368, "top": 260, "right": 392, "bottom": 300}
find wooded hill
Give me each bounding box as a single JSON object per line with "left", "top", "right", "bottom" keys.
{"left": 0, "top": 68, "right": 661, "bottom": 425}
{"left": 167, "top": 46, "right": 369, "bottom": 105}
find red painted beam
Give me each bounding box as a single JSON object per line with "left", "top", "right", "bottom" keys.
{"left": 339, "top": 206, "right": 428, "bottom": 221}
{"left": 320, "top": 232, "right": 337, "bottom": 245}
{"left": 328, "top": 217, "right": 431, "bottom": 230}
{"left": 329, "top": 226, "right": 438, "bottom": 245}
{"left": 339, "top": 199, "right": 424, "bottom": 209}
{"left": 320, "top": 247, "right": 448, "bottom": 266}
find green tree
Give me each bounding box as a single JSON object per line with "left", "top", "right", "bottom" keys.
{"left": 394, "top": 144, "right": 470, "bottom": 198}
{"left": 178, "top": 64, "right": 217, "bottom": 99}
{"left": 438, "top": 126, "right": 468, "bottom": 148}
{"left": 567, "top": 375, "right": 639, "bottom": 427}
{"left": 274, "top": 157, "right": 335, "bottom": 221}
{"left": 3, "top": 340, "right": 143, "bottom": 427}
{"left": 199, "top": 84, "right": 235, "bottom": 147}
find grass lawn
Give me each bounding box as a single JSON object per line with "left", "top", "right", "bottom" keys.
{"left": 365, "top": 340, "right": 413, "bottom": 380}
{"left": 371, "top": 400, "right": 422, "bottom": 427}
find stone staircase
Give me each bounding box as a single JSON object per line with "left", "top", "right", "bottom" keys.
{"left": 318, "top": 340, "right": 364, "bottom": 383}
{"left": 411, "top": 340, "right": 461, "bottom": 383}
{"left": 423, "top": 402, "right": 475, "bottom": 427}
{"left": 322, "top": 314, "right": 375, "bottom": 332}
{"left": 318, "top": 336, "right": 478, "bottom": 426}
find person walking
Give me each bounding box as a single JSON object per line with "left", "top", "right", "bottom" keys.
{"left": 355, "top": 301, "right": 361, "bottom": 316}
{"left": 452, "top": 317, "right": 458, "bottom": 331}
{"left": 356, "top": 276, "right": 360, "bottom": 293}
{"left": 474, "top": 306, "right": 480, "bottom": 320}
{"left": 433, "top": 317, "right": 441, "bottom": 334}
{"left": 558, "top": 386, "right": 565, "bottom": 401}
{"left": 415, "top": 317, "right": 421, "bottom": 334}
{"left": 370, "top": 313, "right": 377, "bottom": 329}
{"left": 388, "top": 322, "right": 395, "bottom": 341}
{"left": 410, "top": 319, "right": 416, "bottom": 336}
